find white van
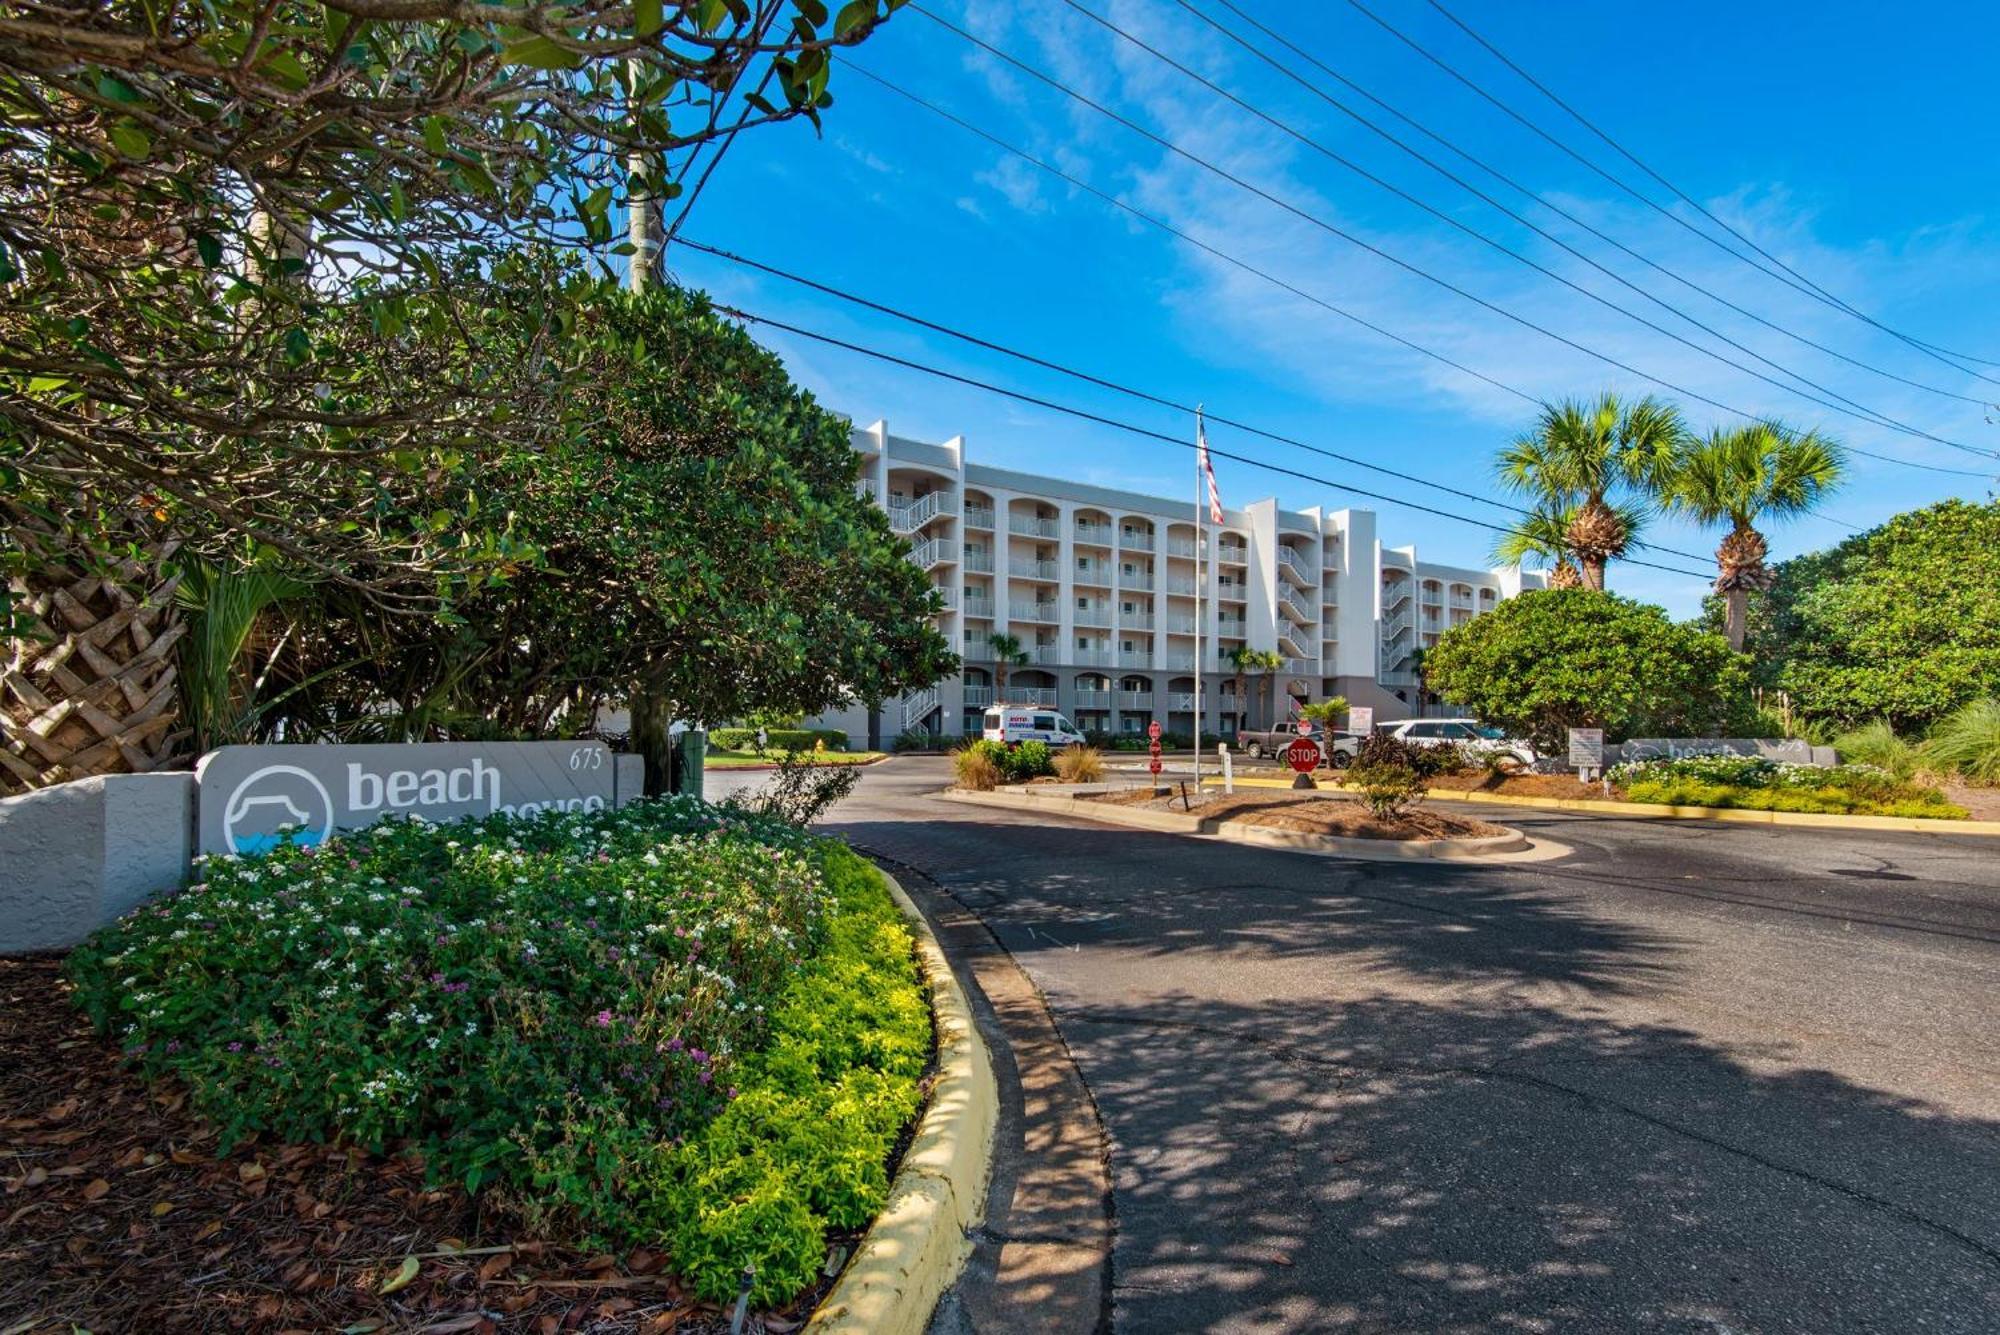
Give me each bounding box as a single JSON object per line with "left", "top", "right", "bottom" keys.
{"left": 982, "top": 705, "right": 1088, "bottom": 748}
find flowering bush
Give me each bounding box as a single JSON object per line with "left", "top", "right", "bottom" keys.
{"left": 66, "top": 797, "right": 929, "bottom": 1304}
{"left": 1607, "top": 755, "right": 1965, "bottom": 819}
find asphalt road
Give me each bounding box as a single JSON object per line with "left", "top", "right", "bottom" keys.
{"left": 714, "top": 759, "right": 2000, "bottom": 1333}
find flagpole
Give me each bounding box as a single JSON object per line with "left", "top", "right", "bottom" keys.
{"left": 1193, "top": 405, "right": 1204, "bottom": 791}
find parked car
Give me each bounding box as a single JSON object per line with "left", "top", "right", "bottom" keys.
{"left": 981, "top": 705, "right": 1089, "bottom": 749}
{"left": 1234, "top": 726, "right": 1363, "bottom": 768}
{"left": 1384, "top": 718, "right": 1536, "bottom": 769}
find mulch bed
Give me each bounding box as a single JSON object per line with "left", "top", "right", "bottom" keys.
{"left": 1422, "top": 771, "right": 1614, "bottom": 801}
{"left": 0, "top": 957, "right": 832, "bottom": 1334}
{"left": 1080, "top": 789, "right": 1508, "bottom": 840}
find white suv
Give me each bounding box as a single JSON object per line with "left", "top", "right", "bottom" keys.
{"left": 1385, "top": 718, "right": 1536, "bottom": 770}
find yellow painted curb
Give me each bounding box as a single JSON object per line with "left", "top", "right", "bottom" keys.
{"left": 1209, "top": 775, "right": 2000, "bottom": 835}
{"left": 808, "top": 867, "right": 998, "bottom": 1335}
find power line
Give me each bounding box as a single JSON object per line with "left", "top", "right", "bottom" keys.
{"left": 677, "top": 235, "right": 1732, "bottom": 563}
{"left": 713, "top": 302, "right": 1720, "bottom": 582}
{"left": 1348, "top": 0, "right": 2000, "bottom": 385}
{"left": 907, "top": 4, "right": 1995, "bottom": 483}
{"left": 1191, "top": 0, "right": 2000, "bottom": 416}
{"left": 1059, "top": 0, "right": 1999, "bottom": 461}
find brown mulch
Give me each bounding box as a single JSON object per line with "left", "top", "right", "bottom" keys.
{"left": 1080, "top": 788, "right": 1509, "bottom": 840}
{"left": 0, "top": 957, "right": 831, "bottom": 1335}
{"left": 1421, "top": 771, "right": 1614, "bottom": 801}
{"left": 1939, "top": 780, "right": 2000, "bottom": 822}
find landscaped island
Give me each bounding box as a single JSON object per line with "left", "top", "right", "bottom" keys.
{"left": 36, "top": 797, "right": 930, "bottom": 1327}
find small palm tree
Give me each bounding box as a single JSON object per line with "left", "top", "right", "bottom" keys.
{"left": 1497, "top": 393, "right": 1685, "bottom": 590}
{"left": 1666, "top": 421, "right": 1844, "bottom": 651}
{"left": 1491, "top": 500, "right": 1591, "bottom": 590}
{"left": 1226, "top": 645, "right": 1284, "bottom": 729}
{"left": 987, "top": 632, "right": 1029, "bottom": 699}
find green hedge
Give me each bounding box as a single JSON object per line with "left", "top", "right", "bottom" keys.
{"left": 710, "top": 726, "right": 849, "bottom": 753}
{"left": 67, "top": 800, "right": 927, "bottom": 1306}
{"left": 1609, "top": 755, "right": 1966, "bottom": 819}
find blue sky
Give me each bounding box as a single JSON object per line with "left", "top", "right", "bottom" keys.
{"left": 663, "top": 0, "right": 2000, "bottom": 617}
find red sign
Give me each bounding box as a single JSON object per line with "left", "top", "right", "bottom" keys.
{"left": 1285, "top": 738, "right": 1321, "bottom": 773}
{"left": 1148, "top": 757, "right": 1163, "bottom": 776}
{"left": 1147, "top": 720, "right": 1163, "bottom": 741}
{"left": 1296, "top": 717, "right": 1313, "bottom": 736}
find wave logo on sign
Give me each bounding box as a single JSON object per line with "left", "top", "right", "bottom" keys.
{"left": 222, "top": 765, "right": 335, "bottom": 856}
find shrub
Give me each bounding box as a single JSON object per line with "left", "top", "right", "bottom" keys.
{"left": 891, "top": 728, "right": 937, "bottom": 753}
{"left": 1054, "top": 746, "right": 1105, "bottom": 783}
{"left": 710, "top": 727, "right": 848, "bottom": 754}
{"left": 1347, "top": 759, "right": 1423, "bottom": 820}
{"left": 65, "top": 802, "right": 928, "bottom": 1306}
{"left": 1608, "top": 755, "right": 1966, "bottom": 818}
{"left": 1833, "top": 720, "right": 1920, "bottom": 780}
{"left": 1009, "top": 740, "right": 1055, "bottom": 781}
{"left": 726, "top": 753, "right": 860, "bottom": 826}
{"left": 953, "top": 744, "right": 1002, "bottom": 791}
{"left": 1922, "top": 697, "right": 2000, "bottom": 784}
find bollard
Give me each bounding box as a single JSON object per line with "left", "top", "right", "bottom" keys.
{"left": 674, "top": 727, "right": 706, "bottom": 800}
{"left": 1219, "top": 743, "right": 1234, "bottom": 795}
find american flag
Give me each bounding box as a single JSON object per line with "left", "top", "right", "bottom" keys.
{"left": 1197, "top": 416, "right": 1223, "bottom": 523}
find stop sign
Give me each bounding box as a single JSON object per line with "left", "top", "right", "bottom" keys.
{"left": 1148, "top": 720, "right": 1162, "bottom": 741}
{"left": 1286, "top": 737, "right": 1320, "bottom": 773}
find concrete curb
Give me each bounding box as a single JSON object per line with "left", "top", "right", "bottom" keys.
{"left": 1213, "top": 774, "right": 2000, "bottom": 836}
{"left": 940, "top": 787, "right": 1533, "bottom": 861}
{"left": 808, "top": 867, "right": 998, "bottom": 1335}
{"left": 704, "top": 754, "right": 893, "bottom": 773}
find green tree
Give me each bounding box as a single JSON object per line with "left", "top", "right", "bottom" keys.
{"left": 1741, "top": 500, "right": 2000, "bottom": 732}
{"left": 1491, "top": 501, "right": 1584, "bottom": 590}
{"left": 1, "top": 0, "right": 907, "bottom": 598}
{"left": 269, "top": 281, "right": 955, "bottom": 790}
{"left": 1421, "top": 589, "right": 1753, "bottom": 753}
{"left": 1226, "top": 645, "right": 1283, "bottom": 730}
{"left": 1666, "top": 422, "right": 1844, "bottom": 651}
{"left": 1495, "top": 394, "right": 1685, "bottom": 590}
{"left": 987, "top": 633, "right": 1029, "bottom": 700}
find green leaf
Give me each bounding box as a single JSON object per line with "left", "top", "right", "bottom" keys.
{"left": 108, "top": 122, "right": 152, "bottom": 160}
{"left": 501, "top": 36, "right": 582, "bottom": 70}
{"left": 635, "top": 0, "right": 664, "bottom": 37}
{"left": 195, "top": 232, "right": 223, "bottom": 268}
{"left": 835, "top": 0, "right": 877, "bottom": 37}
{"left": 422, "top": 116, "right": 449, "bottom": 159}
{"left": 378, "top": 1256, "right": 420, "bottom": 1295}
{"left": 95, "top": 73, "right": 141, "bottom": 104}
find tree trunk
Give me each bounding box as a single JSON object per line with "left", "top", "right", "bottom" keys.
{"left": 1579, "top": 558, "right": 1606, "bottom": 591}
{"left": 629, "top": 684, "right": 674, "bottom": 797}
{"left": 1723, "top": 589, "right": 1749, "bottom": 652}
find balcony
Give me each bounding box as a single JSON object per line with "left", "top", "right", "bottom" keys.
{"left": 1010, "top": 687, "right": 1059, "bottom": 706}
{"left": 1118, "top": 530, "right": 1155, "bottom": 552}
{"left": 1120, "top": 573, "right": 1155, "bottom": 593}
{"left": 1120, "top": 613, "right": 1155, "bottom": 631}
{"left": 1164, "top": 614, "right": 1198, "bottom": 635}
{"left": 1282, "top": 656, "right": 1314, "bottom": 674}
{"left": 1074, "top": 606, "right": 1111, "bottom": 628}
{"left": 1117, "top": 690, "right": 1152, "bottom": 710}
{"left": 1168, "top": 691, "right": 1198, "bottom": 711}
{"left": 1118, "top": 651, "right": 1154, "bottom": 670}
{"left": 1028, "top": 646, "right": 1065, "bottom": 666}
{"left": 1165, "top": 537, "right": 1198, "bottom": 558}
{"left": 1163, "top": 576, "right": 1197, "bottom": 596}
{"left": 857, "top": 478, "right": 878, "bottom": 501}
{"left": 1216, "top": 583, "right": 1246, "bottom": 603}
{"left": 1450, "top": 594, "right": 1475, "bottom": 611}
{"left": 888, "top": 489, "right": 955, "bottom": 534}
{"left": 1217, "top": 617, "right": 1246, "bottom": 637}
{"left": 1009, "top": 602, "right": 1060, "bottom": 623}
{"left": 1009, "top": 513, "right": 1060, "bottom": 538}
{"left": 1074, "top": 561, "right": 1111, "bottom": 586}
{"left": 963, "top": 636, "right": 993, "bottom": 660}
{"left": 1008, "top": 558, "right": 1060, "bottom": 581}
{"left": 1074, "top": 521, "right": 1113, "bottom": 545}
{"left": 965, "top": 548, "right": 994, "bottom": 574}
{"left": 963, "top": 504, "right": 995, "bottom": 530}
{"left": 963, "top": 593, "right": 994, "bottom": 619}
{"left": 1162, "top": 652, "right": 1196, "bottom": 671}
{"left": 1070, "top": 647, "right": 1115, "bottom": 666}
{"left": 931, "top": 586, "right": 959, "bottom": 610}
{"left": 910, "top": 537, "right": 955, "bottom": 569}
{"left": 1217, "top": 542, "right": 1248, "bottom": 565}
{"left": 963, "top": 685, "right": 994, "bottom": 707}
{"left": 1074, "top": 688, "right": 1111, "bottom": 709}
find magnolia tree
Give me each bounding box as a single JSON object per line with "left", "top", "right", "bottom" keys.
{"left": 0, "top": 0, "right": 906, "bottom": 605}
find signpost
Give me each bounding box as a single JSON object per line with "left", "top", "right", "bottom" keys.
{"left": 1568, "top": 727, "right": 1605, "bottom": 783}
{"left": 1348, "top": 705, "right": 1374, "bottom": 737}
{"left": 1147, "top": 719, "right": 1164, "bottom": 784}
{"left": 1285, "top": 735, "right": 1320, "bottom": 789}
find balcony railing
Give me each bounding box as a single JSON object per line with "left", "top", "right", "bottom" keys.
{"left": 1281, "top": 656, "right": 1313, "bottom": 674}
{"left": 1118, "top": 530, "right": 1155, "bottom": 552}
{"left": 857, "top": 478, "right": 878, "bottom": 500}
{"left": 1168, "top": 691, "right": 1198, "bottom": 710}
{"left": 1070, "top": 647, "right": 1115, "bottom": 666}
{"left": 1120, "top": 613, "right": 1155, "bottom": 631}
{"left": 1277, "top": 546, "right": 1314, "bottom": 582}
{"left": 910, "top": 537, "right": 955, "bottom": 569}
{"left": 1074, "top": 562, "right": 1111, "bottom": 585}
{"left": 888, "top": 490, "right": 954, "bottom": 534}
{"left": 965, "top": 548, "right": 994, "bottom": 574}
{"left": 1117, "top": 690, "right": 1152, "bottom": 710}
{"left": 963, "top": 594, "right": 994, "bottom": 619}
{"left": 1009, "top": 603, "right": 1060, "bottom": 623}
{"left": 1010, "top": 687, "right": 1059, "bottom": 706}
{"left": 1162, "top": 653, "right": 1196, "bottom": 671}
{"left": 1028, "top": 646, "right": 1064, "bottom": 666}
{"left": 1217, "top": 543, "right": 1248, "bottom": 564}
{"left": 931, "top": 586, "right": 959, "bottom": 609}
{"left": 1074, "top": 606, "right": 1111, "bottom": 627}
{"left": 1008, "top": 559, "right": 1060, "bottom": 580}
{"left": 1217, "top": 617, "right": 1246, "bottom": 636}
{"left": 1009, "top": 513, "right": 1060, "bottom": 538}
{"left": 1165, "top": 537, "right": 1198, "bottom": 558}
{"left": 1216, "top": 583, "right": 1246, "bottom": 602}
{"left": 1164, "top": 614, "right": 1198, "bottom": 635}
{"left": 963, "top": 504, "right": 996, "bottom": 530}
{"left": 1074, "top": 521, "right": 1113, "bottom": 545}
{"left": 1163, "top": 576, "right": 1197, "bottom": 596}
{"left": 1280, "top": 589, "right": 1315, "bottom": 622}
{"left": 963, "top": 685, "right": 994, "bottom": 707}
{"left": 1120, "top": 573, "right": 1155, "bottom": 593}
{"left": 1073, "top": 688, "right": 1111, "bottom": 708}
{"left": 1118, "top": 651, "right": 1154, "bottom": 669}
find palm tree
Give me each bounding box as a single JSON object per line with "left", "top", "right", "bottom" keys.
{"left": 1496, "top": 393, "right": 1685, "bottom": 590}
{"left": 1665, "top": 421, "right": 1844, "bottom": 651}
{"left": 1490, "top": 500, "right": 1587, "bottom": 590}
{"left": 987, "top": 632, "right": 1029, "bottom": 700}
{"left": 1226, "top": 645, "right": 1284, "bottom": 730}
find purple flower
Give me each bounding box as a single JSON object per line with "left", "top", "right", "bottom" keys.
{"left": 429, "top": 972, "right": 445, "bottom": 985}
{"left": 595, "top": 1010, "right": 614, "bottom": 1027}
{"left": 164, "top": 1040, "right": 181, "bottom": 1054}
{"left": 606, "top": 947, "right": 621, "bottom": 962}
{"left": 226, "top": 1041, "right": 244, "bottom": 1052}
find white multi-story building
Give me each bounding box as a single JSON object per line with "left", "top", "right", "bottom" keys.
{"left": 814, "top": 421, "right": 1544, "bottom": 746}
